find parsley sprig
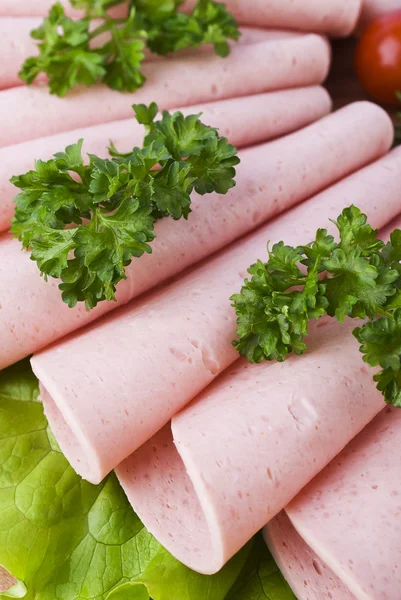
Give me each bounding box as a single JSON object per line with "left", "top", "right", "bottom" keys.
{"left": 231, "top": 206, "right": 401, "bottom": 407}
{"left": 19, "top": 0, "right": 240, "bottom": 96}
{"left": 11, "top": 103, "right": 239, "bottom": 309}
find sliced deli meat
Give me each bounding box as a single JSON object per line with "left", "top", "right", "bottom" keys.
{"left": 1, "top": 102, "right": 390, "bottom": 368}
{"left": 114, "top": 180, "right": 401, "bottom": 575}
{"left": 0, "top": 18, "right": 39, "bottom": 89}
{"left": 2, "top": 0, "right": 361, "bottom": 36}
{"left": 183, "top": 0, "right": 362, "bottom": 37}
{"left": 265, "top": 405, "right": 401, "bottom": 600}
{"left": 0, "top": 35, "right": 331, "bottom": 145}
{"left": 30, "top": 125, "right": 399, "bottom": 489}
{"left": 0, "top": 18, "right": 290, "bottom": 90}
{"left": 264, "top": 512, "right": 355, "bottom": 600}
{"left": 0, "top": 87, "right": 331, "bottom": 231}
{"left": 0, "top": 0, "right": 126, "bottom": 18}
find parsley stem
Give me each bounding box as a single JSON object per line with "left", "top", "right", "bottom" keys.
{"left": 377, "top": 308, "right": 394, "bottom": 319}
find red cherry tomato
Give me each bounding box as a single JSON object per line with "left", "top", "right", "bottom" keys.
{"left": 356, "top": 10, "right": 401, "bottom": 105}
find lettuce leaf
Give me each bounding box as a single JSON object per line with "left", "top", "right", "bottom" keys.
{"left": 0, "top": 361, "right": 294, "bottom": 600}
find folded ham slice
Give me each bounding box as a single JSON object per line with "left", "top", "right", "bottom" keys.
{"left": 183, "top": 0, "right": 362, "bottom": 37}
{"left": 265, "top": 404, "right": 401, "bottom": 600}
{"left": 0, "top": 88, "right": 331, "bottom": 232}
{"left": 114, "top": 174, "right": 401, "bottom": 574}
{"left": 2, "top": 102, "right": 390, "bottom": 369}
{"left": 0, "top": 18, "right": 38, "bottom": 89}
{"left": 3, "top": 0, "right": 361, "bottom": 37}
{"left": 0, "top": 17, "right": 289, "bottom": 90}
{"left": 0, "top": 0, "right": 126, "bottom": 18}
{"left": 4, "top": 87, "right": 332, "bottom": 234}
{"left": 0, "top": 35, "right": 330, "bottom": 145}
{"left": 30, "top": 124, "right": 398, "bottom": 490}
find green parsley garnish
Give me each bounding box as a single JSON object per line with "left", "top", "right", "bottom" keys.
{"left": 231, "top": 206, "right": 401, "bottom": 407}
{"left": 11, "top": 103, "right": 239, "bottom": 309}
{"left": 19, "top": 0, "right": 240, "bottom": 96}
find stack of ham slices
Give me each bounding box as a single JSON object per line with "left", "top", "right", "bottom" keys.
{"left": 1, "top": 1, "right": 401, "bottom": 598}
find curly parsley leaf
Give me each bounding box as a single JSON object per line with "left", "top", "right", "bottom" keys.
{"left": 19, "top": 0, "right": 240, "bottom": 96}
{"left": 146, "top": 0, "right": 240, "bottom": 58}
{"left": 11, "top": 104, "right": 239, "bottom": 309}
{"left": 232, "top": 205, "right": 401, "bottom": 407}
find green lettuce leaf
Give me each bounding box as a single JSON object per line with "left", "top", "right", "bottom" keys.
{"left": 0, "top": 361, "right": 294, "bottom": 600}
{"left": 226, "top": 534, "right": 296, "bottom": 600}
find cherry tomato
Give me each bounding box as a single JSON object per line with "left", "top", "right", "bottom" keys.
{"left": 356, "top": 10, "right": 401, "bottom": 105}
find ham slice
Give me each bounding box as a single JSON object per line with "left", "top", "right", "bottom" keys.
{"left": 114, "top": 185, "right": 401, "bottom": 574}
{"left": 2, "top": 102, "right": 390, "bottom": 368}
{"left": 265, "top": 404, "right": 401, "bottom": 600}
{"left": 29, "top": 116, "right": 397, "bottom": 488}
{"left": 0, "top": 18, "right": 38, "bottom": 89}
{"left": 0, "top": 17, "right": 293, "bottom": 90}
{"left": 0, "top": 35, "right": 331, "bottom": 145}
{"left": 0, "top": 88, "right": 332, "bottom": 232}
{"left": 183, "top": 0, "right": 362, "bottom": 37}
{"left": 264, "top": 512, "right": 355, "bottom": 600}
{"left": 2, "top": 0, "right": 361, "bottom": 37}
{"left": 0, "top": 0, "right": 126, "bottom": 18}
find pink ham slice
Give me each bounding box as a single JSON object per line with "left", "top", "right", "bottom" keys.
{"left": 0, "top": 17, "right": 294, "bottom": 90}
{"left": 114, "top": 206, "right": 401, "bottom": 575}
{"left": 182, "top": 0, "right": 362, "bottom": 37}
{"left": 265, "top": 405, "right": 401, "bottom": 600}
{"left": 29, "top": 127, "right": 398, "bottom": 489}
{"left": 0, "top": 35, "right": 331, "bottom": 146}
{"left": 0, "top": 88, "right": 331, "bottom": 231}
{"left": 0, "top": 18, "right": 38, "bottom": 89}
{"left": 2, "top": 0, "right": 361, "bottom": 37}
{"left": 264, "top": 512, "right": 355, "bottom": 600}
{"left": 0, "top": 0, "right": 127, "bottom": 18}
{"left": 2, "top": 102, "right": 390, "bottom": 368}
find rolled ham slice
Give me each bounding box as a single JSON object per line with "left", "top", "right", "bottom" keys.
{"left": 2, "top": 102, "right": 390, "bottom": 367}
{"left": 2, "top": 0, "right": 361, "bottom": 37}
{"left": 114, "top": 192, "right": 401, "bottom": 575}
{"left": 183, "top": 0, "right": 362, "bottom": 37}
{"left": 0, "top": 0, "right": 126, "bottom": 18}
{"left": 30, "top": 110, "right": 397, "bottom": 486}
{"left": 0, "top": 35, "right": 331, "bottom": 146}
{"left": 0, "top": 18, "right": 38, "bottom": 89}
{"left": 0, "top": 88, "right": 332, "bottom": 231}
{"left": 0, "top": 17, "right": 292, "bottom": 90}
{"left": 265, "top": 404, "right": 401, "bottom": 600}
{"left": 264, "top": 512, "right": 355, "bottom": 600}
